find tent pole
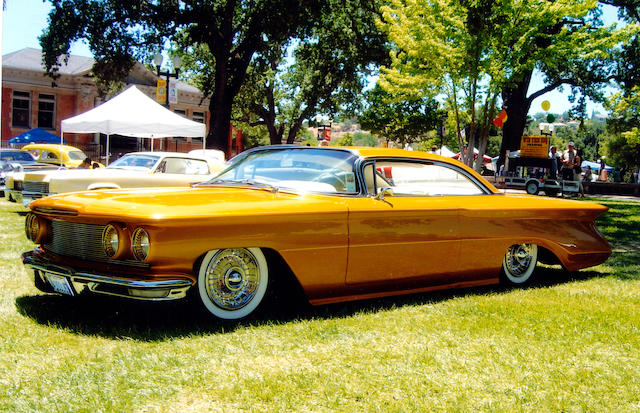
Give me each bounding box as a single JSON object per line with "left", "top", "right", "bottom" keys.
{"left": 106, "top": 134, "right": 110, "bottom": 166}
{"left": 60, "top": 132, "right": 64, "bottom": 168}
{"left": 203, "top": 133, "right": 206, "bottom": 150}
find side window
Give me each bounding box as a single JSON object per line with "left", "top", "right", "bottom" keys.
{"left": 158, "top": 158, "right": 206, "bottom": 174}
{"left": 184, "top": 159, "right": 210, "bottom": 175}
{"left": 365, "top": 161, "right": 485, "bottom": 196}
{"left": 42, "top": 150, "right": 59, "bottom": 161}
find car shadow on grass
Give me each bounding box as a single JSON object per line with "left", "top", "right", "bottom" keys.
{"left": 14, "top": 265, "right": 610, "bottom": 341}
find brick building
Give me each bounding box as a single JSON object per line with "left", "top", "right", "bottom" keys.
{"left": 2, "top": 48, "right": 210, "bottom": 161}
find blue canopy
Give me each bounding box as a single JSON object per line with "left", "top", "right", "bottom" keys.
{"left": 581, "top": 160, "right": 613, "bottom": 172}
{"left": 8, "top": 128, "right": 65, "bottom": 145}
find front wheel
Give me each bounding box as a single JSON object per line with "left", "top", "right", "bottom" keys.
{"left": 501, "top": 244, "right": 538, "bottom": 285}
{"left": 198, "top": 248, "right": 269, "bottom": 320}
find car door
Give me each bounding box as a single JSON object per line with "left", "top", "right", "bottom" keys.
{"left": 346, "top": 159, "right": 487, "bottom": 286}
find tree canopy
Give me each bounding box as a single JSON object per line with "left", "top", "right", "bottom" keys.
{"left": 359, "top": 84, "right": 442, "bottom": 146}
{"left": 377, "top": 0, "right": 636, "bottom": 168}
{"left": 40, "top": 0, "right": 319, "bottom": 152}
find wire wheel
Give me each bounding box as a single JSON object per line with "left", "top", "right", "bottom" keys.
{"left": 502, "top": 244, "right": 538, "bottom": 284}
{"left": 198, "top": 248, "right": 268, "bottom": 320}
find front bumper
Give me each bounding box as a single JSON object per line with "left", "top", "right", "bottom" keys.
{"left": 21, "top": 250, "right": 194, "bottom": 301}
{"left": 21, "top": 191, "right": 46, "bottom": 207}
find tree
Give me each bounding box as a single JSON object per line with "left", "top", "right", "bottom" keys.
{"left": 230, "top": 0, "right": 388, "bottom": 145}
{"left": 377, "top": 0, "right": 635, "bottom": 170}
{"left": 39, "top": 0, "right": 319, "bottom": 153}
{"left": 359, "top": 84, "right": 442, "bottom": 146}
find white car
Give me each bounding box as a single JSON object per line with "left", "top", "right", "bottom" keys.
{"left": 20, "top": 151, "right": 226, "bottom": 206}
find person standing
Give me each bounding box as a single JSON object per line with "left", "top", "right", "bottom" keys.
{"left": 561, "top": 142, "right": 576, "bottom": 180}
{"left": 548, "top": 145, "right": 561, "bottom": 178}
{"left": 574, "top": 148, "right": 584, "bottom": 196}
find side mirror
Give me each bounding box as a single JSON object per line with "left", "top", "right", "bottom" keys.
{"left": 375, "top": 187, "right": 394, "bottom": 201}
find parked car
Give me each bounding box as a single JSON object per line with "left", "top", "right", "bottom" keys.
{"left": 19, "top": 151, "right": 226, "bottom": 206}
{"left": 22, "top": 146, "right": 611, "bottom": 320}
{"left": 21, "top": 143, "right": 104, "bottom": 169}
{"left": 3, "top": 164, "right": 59, "bottom": 201}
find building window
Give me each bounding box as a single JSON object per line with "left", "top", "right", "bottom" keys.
{"left": 12, "top": 91, "right": 30, "bottom": 128}
{"left": 38, "top": 94, "right": 56, "bottom": 129}
{"left": 192, "top": 111, "right": 205, "bottom": 123}
{"left": 174, "top": 109, "right": 186, "bottom": 116}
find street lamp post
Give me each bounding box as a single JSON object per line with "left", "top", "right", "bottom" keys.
{"left": 153, "top": 53, "right": 182, "bottom": 108}
{"left": 153, "top": 53, "right": 182, "bottom": 151}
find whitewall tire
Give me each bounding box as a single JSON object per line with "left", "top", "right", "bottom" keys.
{"left": 198, "top": 248, "right": 269, "bottom": 320}
{"left": 501, "top": 244, "right": 538, "bottom": 284}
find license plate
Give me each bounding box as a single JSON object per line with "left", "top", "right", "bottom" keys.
{"left": 45, "top": 273, "right": 75, "bottom": 296}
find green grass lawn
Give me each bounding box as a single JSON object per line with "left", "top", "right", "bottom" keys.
{"left": 0, "top": 196, "right": 638, "bottom": 412}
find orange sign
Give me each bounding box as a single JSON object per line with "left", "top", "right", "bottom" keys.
{"left": 520, "top": 136, "right": 550, "bottom": 158}
{"left": 156, "top": 79, "right": 167, "bottom": 103}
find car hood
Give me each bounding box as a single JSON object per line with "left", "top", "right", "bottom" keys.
{"left": 29, "top": 185, "right": 345, "bottom": 222}
{"left": 26, "top": 168, "right": 148, "bottom": 183}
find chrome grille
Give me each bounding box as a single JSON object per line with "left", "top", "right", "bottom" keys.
{"left": 45, "top": 221, "right": 107, "bottom": 262}
{"left": 23, "top": 181, "right": 49, "bottom": 194}
{"left": 43, "top": 220, "right": 144, "bottom": 267}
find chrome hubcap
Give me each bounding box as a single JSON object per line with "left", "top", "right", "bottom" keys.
{"left": 505, "top": 244, "right": 534, "bottom": 277}
{"left": 204, "top": 249, "right": 260, "bottom": 310}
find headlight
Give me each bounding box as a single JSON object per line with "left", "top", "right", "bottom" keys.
{"left": 102, "top": 224, "right": 120, "bottom": 257}
{"left": 25, "top": 213, "right": 39, "bottom": 241}
{"left": 25, "top": 213, "right": 48, "bottom": 243}
{"left": 131, "top": 228, "right": 150, "bottom": 261}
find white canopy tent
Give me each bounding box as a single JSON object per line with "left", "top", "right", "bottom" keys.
{"left": 61, "top": 85, "right": 207, "bottom": 164}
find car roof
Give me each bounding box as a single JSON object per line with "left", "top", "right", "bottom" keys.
{"left": 22, "top": 143, "right": 83, "bottom": 151}
{"left": 243, "top": 145, "right": 452, "bottom": 163}
{"left": 120, "top": 151, "right": 208, "bottom": 159}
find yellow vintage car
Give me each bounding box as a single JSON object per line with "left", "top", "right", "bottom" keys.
{"left": 22, "top": 143, "right": 104, "bottom": 168}
{"left": 21, "top": 146, "right": 611, "bottom": 320}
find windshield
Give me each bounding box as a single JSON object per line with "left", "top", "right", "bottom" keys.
{"left": 0, "top": 151, "right": 35, "bottom": 161}
{"left": 107, "top": 154, "right": 160, "bottom": 171}
{"left": 206, "top": 148, "right": 359, "bottom": 194}
{"left": 67, "top": 150, "right": 88, "bottom": 161}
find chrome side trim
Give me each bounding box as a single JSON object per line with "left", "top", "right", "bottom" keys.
{"left": 22, "top": 250, "right": 193, "bottom": 301}
{"left": 33, "top": 207, "right": 78, "bottom": 216}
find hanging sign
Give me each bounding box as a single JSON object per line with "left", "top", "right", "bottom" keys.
{"left": 520, "top": 135, "right": 550, "bottom": 158}
{"left": 168, "top": 83, "right": 177, "bottom": 104}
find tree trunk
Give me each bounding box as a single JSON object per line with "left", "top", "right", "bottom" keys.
{"left": 498, "top": 70, "right": 534, "bottom": 167}
{"left": 207, "top": 93, "right": 233, "bottom": 153}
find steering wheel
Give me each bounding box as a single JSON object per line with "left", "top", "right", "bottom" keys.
{"left": 312, "top": 170, "right": 348, "bottom": 191}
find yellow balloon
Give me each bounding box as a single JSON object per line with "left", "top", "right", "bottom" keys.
{"left": 541, "top": 100, "right": 551, "bottom": 111}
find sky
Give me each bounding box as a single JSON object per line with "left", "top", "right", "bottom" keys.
{"left": 1, "top": 0, "right": 613, "bottom": 117}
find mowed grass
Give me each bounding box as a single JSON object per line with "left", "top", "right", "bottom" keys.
{"left": 0, "top": 196, "right": 639, "bottom": 412}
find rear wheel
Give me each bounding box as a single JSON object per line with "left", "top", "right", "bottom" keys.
{"left": 525, "top": 181, "right": 539, "bottom": 195}
{"left": 197, "top": 248, "right": 269, "bottom": 320}
{"left": 501, "top": 244, "right": 538, "bottom": 284}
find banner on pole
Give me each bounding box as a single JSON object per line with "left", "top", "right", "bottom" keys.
{"left": 156, "top": 79, "right": 167, "bottom": 104}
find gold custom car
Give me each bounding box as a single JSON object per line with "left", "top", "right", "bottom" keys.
{"left": 21, "top": 146, "right": 611, "bottom": 320}
{"left": 19, "top": 151, "right": 226, "bottom": 206}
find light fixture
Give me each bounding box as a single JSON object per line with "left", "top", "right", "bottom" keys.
{"left": 153, "top": 53, "right": 163, "bottom": 67}
{"left": 172, "top": 55, "right": 182, "bottom": 70}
